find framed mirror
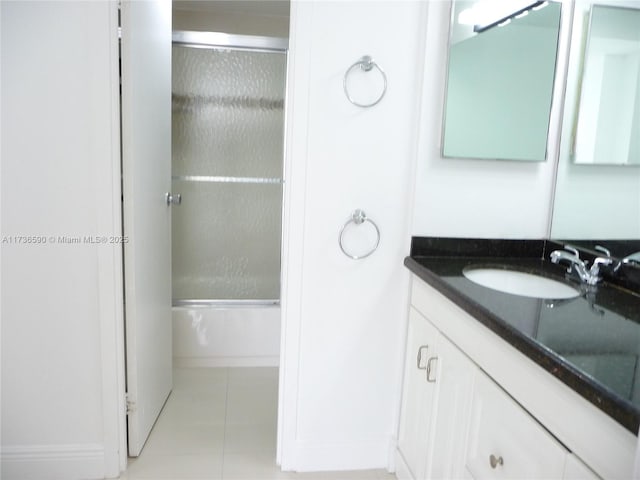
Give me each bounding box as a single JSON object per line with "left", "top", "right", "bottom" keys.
{"left": 572, "top": 4, "right": 640, "bottom": 165}
{"left": 442, "top": 0, "right": 562, "bottom": 161}
{"left": 551, "top": 0, "right": 640, "bottom": 240}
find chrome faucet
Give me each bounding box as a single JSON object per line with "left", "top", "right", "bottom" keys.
{"left": 613, "top": 251, "right": 640, "bottom": 272}
{"left": 549, "top": 245, "right": 613, "bottom": 286}
{"left": 549, "top": 246, "right": 588, "bottom": 279}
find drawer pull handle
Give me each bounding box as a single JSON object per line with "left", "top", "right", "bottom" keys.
{"left": 489, "top": 454, "right": 504, "bottom": 469}
{"left": 426, "top": 356, "right": 438, "bottom": 382}
{"left": 416, "top": 345, "right": 428, "bottom": 370}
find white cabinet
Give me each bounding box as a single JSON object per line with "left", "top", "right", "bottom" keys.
{"left": 396, "top": 307, "right": 440, "bottom": 480}
{"left": 397, "top": 275, "right": 621, "bottom": 480}
{"left": 426, "top": 329, "right": 476, "bottom": 479}
{"left": 396, "top": 307, "right": 475, "bottom": 480}
{"left": 464, "top": 371, "right": 567, "bottom": 479}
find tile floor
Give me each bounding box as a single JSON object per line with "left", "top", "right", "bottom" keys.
{"left": 119, "top": 367, "right": 396, "bottom": 480}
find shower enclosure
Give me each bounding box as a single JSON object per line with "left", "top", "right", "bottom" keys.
{"left": 171, "top": 32, "right": 287, "bottom": 367}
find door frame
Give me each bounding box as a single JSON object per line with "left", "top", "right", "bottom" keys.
{"left": 102, "top": 4, "right": 300, "bottom": 475}
{"left": 98, "top": 1, "right": 128, "bottom": 475}
{"left": 276, "top": 0, "right": 310, "bottom": 470}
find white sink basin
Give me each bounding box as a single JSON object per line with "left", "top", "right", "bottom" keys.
{"left": 463, "top": 267, "right": 581, "bottom": 299}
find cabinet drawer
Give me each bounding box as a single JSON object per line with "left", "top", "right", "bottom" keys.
{"left": 465, "top": 371, "right": 567, "bottom": 479}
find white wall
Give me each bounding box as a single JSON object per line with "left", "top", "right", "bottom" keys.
{"left": 411, "top": 1, "right": 572, "bottom": 239}
{"left": 173, "top": 2, "right": 289, "bottom": 37}
{"left": 1, "top": 2, "right": 124, "bottom": 479}
{"left": 278, "top": 0, "right": 425, "bottom": 472}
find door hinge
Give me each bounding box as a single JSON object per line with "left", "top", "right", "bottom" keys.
{"left": 125, "top": 392, "right": 136, "bottom": 415}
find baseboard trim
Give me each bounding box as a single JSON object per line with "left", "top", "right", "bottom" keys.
{"left": 1, "top": 443, "right": 106, "bottom": 480}
{"left": 280, "top": 439, "right": 390, "bottom": 472}
{"left": 173, "top": 355, "right": 280, "bottom": 368}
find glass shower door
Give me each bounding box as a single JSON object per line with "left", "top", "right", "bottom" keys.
{"left": 171, "top": 37, "right": 287, "bottom": 303}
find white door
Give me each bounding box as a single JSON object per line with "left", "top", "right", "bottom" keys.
{"left": 120, "top": 0, "right": 173, "bottom": 457}
{"left": 397, "top": 307, "right": 440, "bottom": 480}
{"left": 427, "top": 336, "right": 476, "bottom": 479}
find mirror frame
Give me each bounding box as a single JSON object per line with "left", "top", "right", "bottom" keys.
{"left": 550, "top": 0, "right": 640, "bottom": 240}
{"left": 441, "top": 0, "right": 565, "bottom": 163}
{"left": 570, "top": 3, "right": 640, "bottom": 166}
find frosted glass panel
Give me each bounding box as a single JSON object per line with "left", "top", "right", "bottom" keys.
{"left": 172, "top": 180, "right": 282, "bottom": 300}
{"left": 172, "top": 46, "right": 286, "bottom": 178}
{"left": 171, "top": 44, "right": 286, "bottom": 301}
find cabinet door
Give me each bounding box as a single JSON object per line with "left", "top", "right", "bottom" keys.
{"left": 397, "top": 307, "right": 440, "bottom": 480}
{"left": 426, "top": 335, "right": 476, "bottom": 480}
{"left": 464, "top": 371, "right": 567, "bottom": 479}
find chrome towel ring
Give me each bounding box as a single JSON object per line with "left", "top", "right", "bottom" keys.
{"left": 339, "top": 209, "right": 380, "bottom": 260}
{"left": 343, "top": 55, "right": 387, "bottom": 108}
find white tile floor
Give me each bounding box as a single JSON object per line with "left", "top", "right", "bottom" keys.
{"left": 119, "top": 367, "right": 396, "bottom": 480}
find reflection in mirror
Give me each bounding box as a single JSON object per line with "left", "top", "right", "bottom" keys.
{"left": 442, "top": 0, "right": 562, "bottom": 161}
{"left": 552, "top": 0, "right": 640, "bottom": 240}
{"left": 573, "top": 5, "right": 640, "bottom": 165}
{"left": 537, "top": 302, "right": 640, "bottom": 403}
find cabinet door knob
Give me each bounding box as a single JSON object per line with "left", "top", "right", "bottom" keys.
{"left": 416, "top": 345, "right": 429, "bottom": 370}
{"left": 489, "top": 454, "right": 504, "bottom": 469}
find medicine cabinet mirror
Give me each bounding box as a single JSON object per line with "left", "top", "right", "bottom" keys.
{"left": 551, "top": 0, "right": 640, "bottom": 239}
{"left": 572, "top": 4, "right": 640, "bottom": 165}
{"left": 442, "top": 0, "right": 562, "bottom": 162}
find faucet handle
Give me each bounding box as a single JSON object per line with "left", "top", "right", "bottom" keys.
{"left": 563, "top": 245, "right": 581, "bottom": 259}
{"left": 615, "top": 251, "right": 640, "bottom": 272}
{"left": 588, "top": 256, "right": 614, "bottom": 284}
{"left": 591, "top": 256, "right": 614, "bottom": 271}
{"left": 593, "top": 245, "right": 614, "bottom": 270}
{"left": 624, "top": 252, "right": 640, "bottom": 265}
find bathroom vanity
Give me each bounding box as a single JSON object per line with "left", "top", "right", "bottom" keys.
{"left": 396, "top": 238, "right": 640, "bottom": 480}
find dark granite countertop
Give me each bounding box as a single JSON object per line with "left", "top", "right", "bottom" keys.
{"left": 406, "top": 237, "right": 640, "bottom": 435}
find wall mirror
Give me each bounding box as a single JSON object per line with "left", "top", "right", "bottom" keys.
{"left": 572, "top": 4, "right": 640, "bottom": 165}
{"left": 551, "top": 0, "right": 640, "bottom": 240}
{"left": 442, "top": 0, "right": 562, "bottom": 161}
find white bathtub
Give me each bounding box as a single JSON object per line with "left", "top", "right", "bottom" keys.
{"left": 172, "top": 302, "right": 280, "bottom": 367}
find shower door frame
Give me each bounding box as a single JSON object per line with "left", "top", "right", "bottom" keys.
{"left": 171, "top": 31, "right": 288, "bottom": 306}
{"left": 173, "top": 30, "right": 288, "bottom": 52}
